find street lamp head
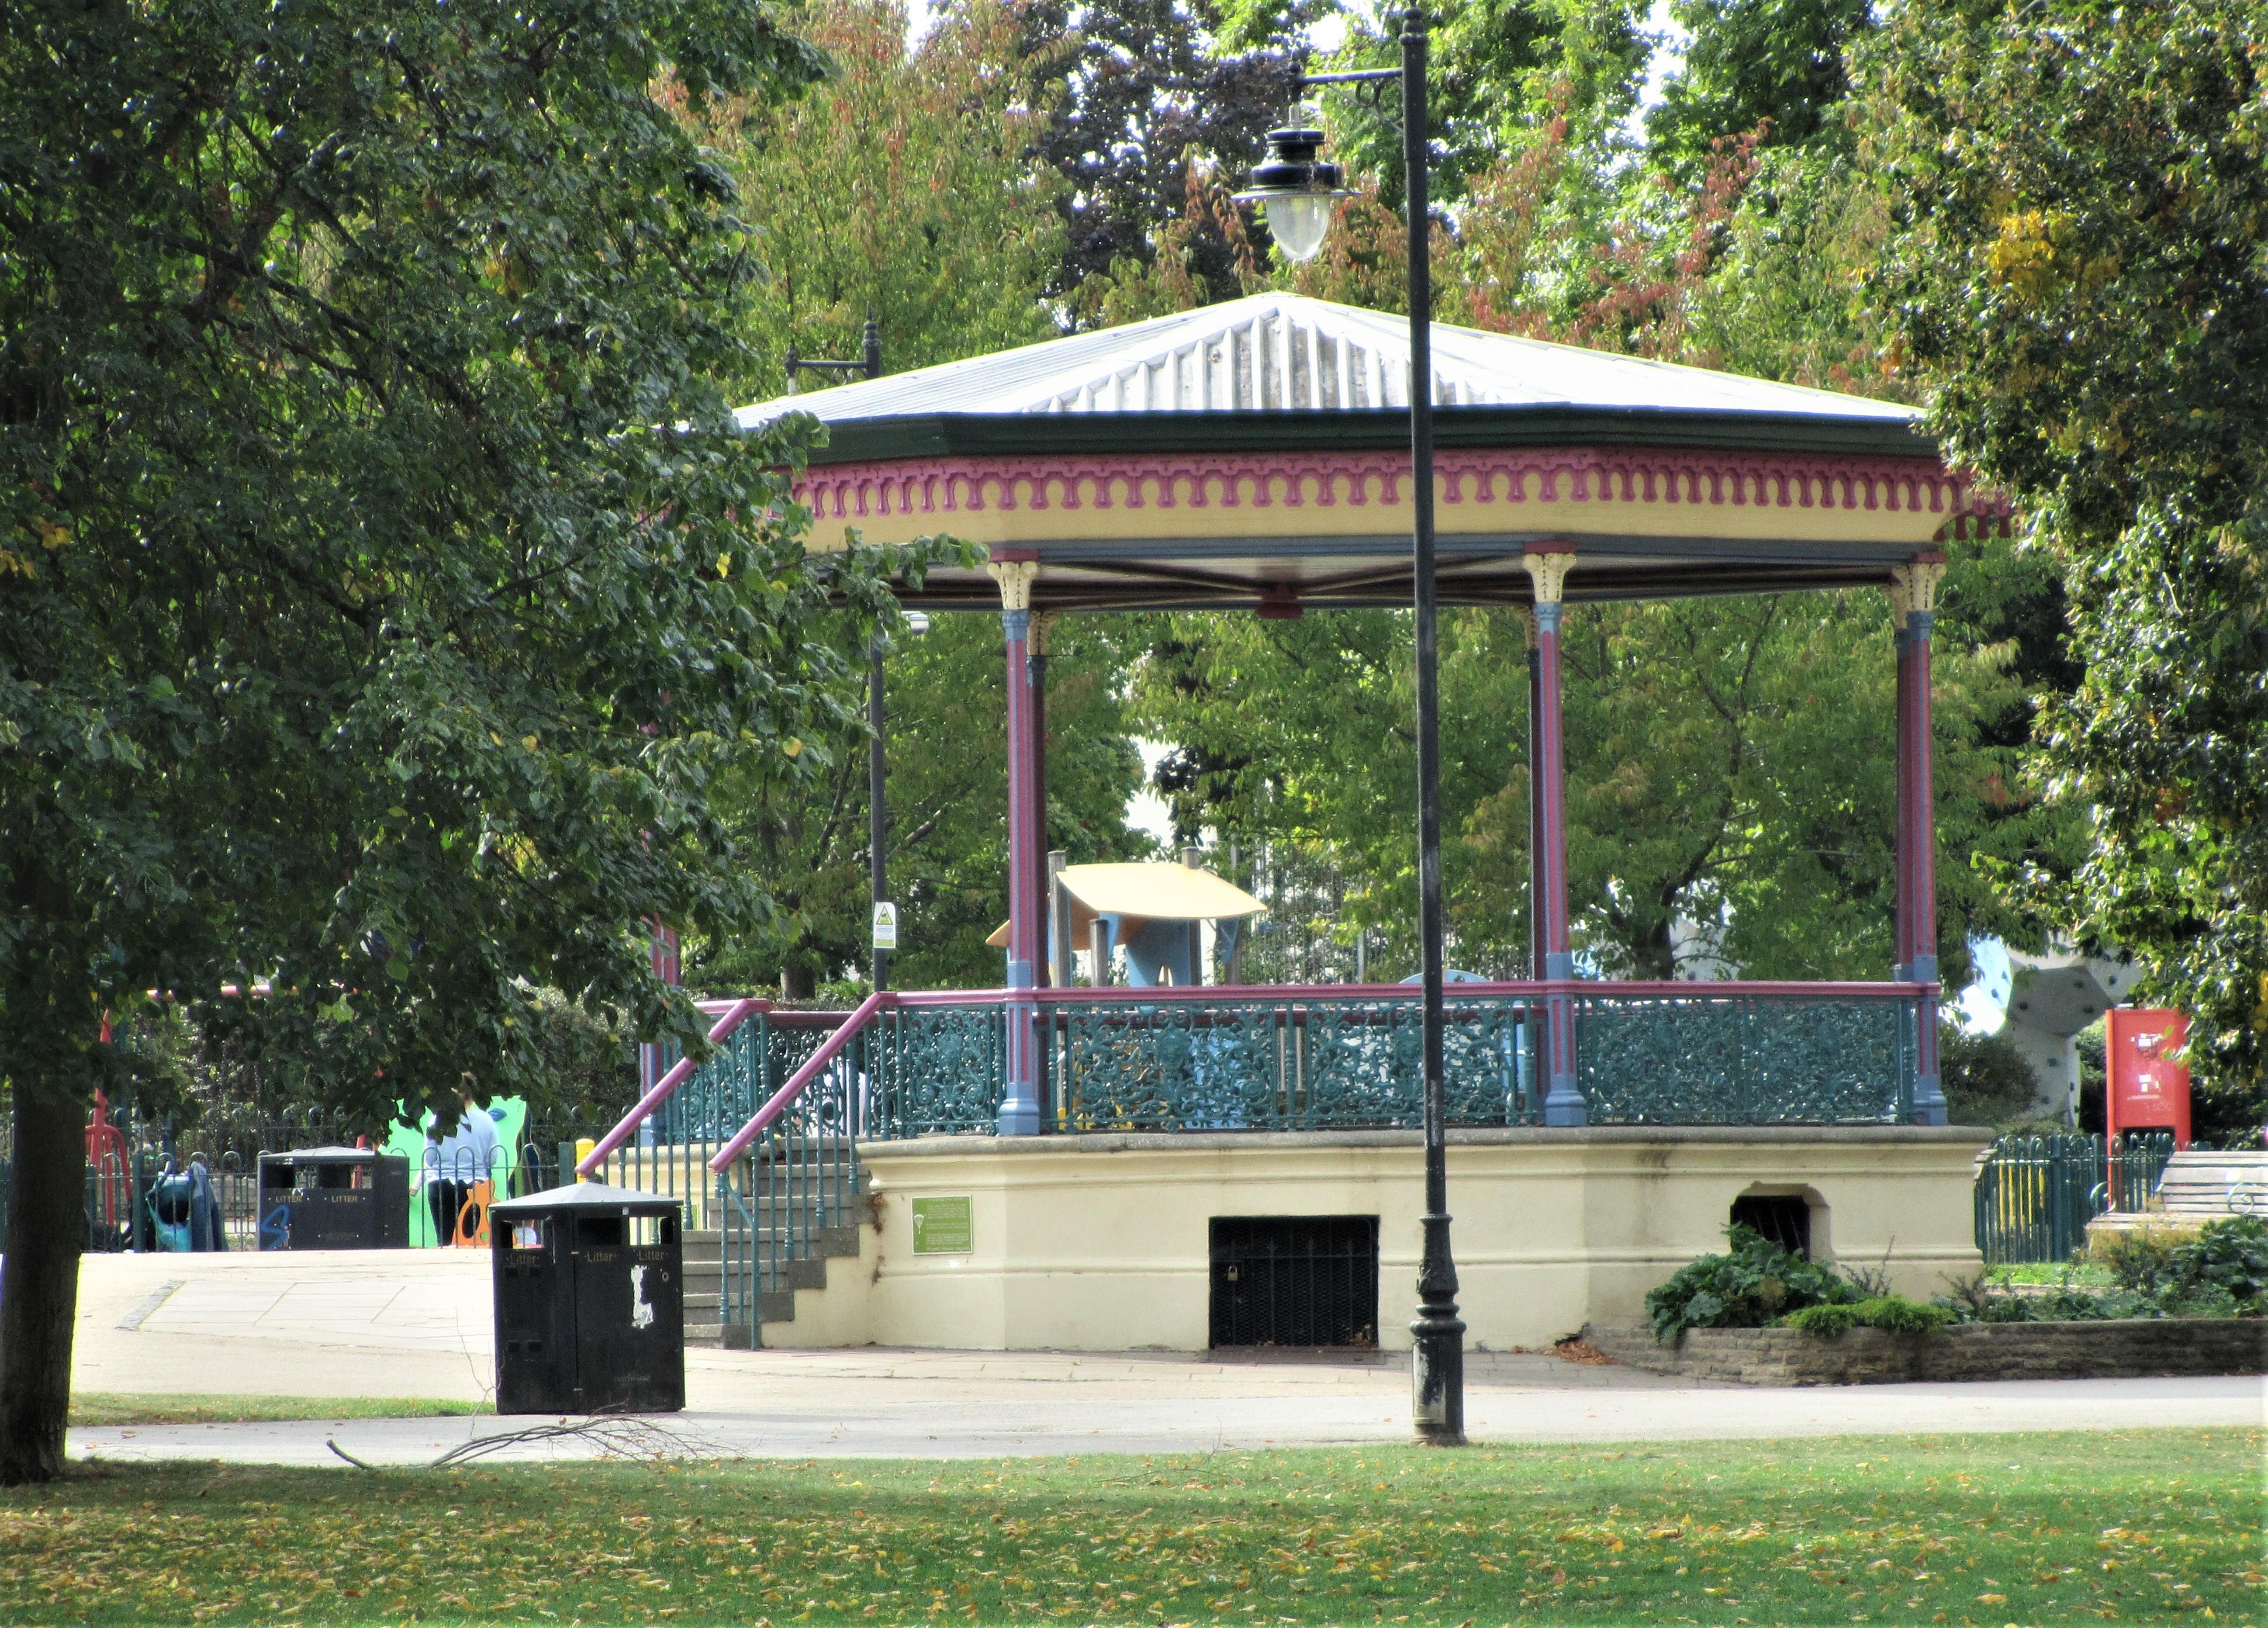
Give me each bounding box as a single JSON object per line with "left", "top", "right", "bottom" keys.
{"left": 1233, "top": 122, "right": 1349, "bottom": 265}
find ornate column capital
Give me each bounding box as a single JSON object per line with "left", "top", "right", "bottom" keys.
{"left": 988, "top": 556, "right": 1040, "bottom": 612}
{"left": 1513, "top": 604, "right": 1538, "bottom": 647}
{"left": 1028, "top": 610, "right": 1059, "bottom": 657}
{"left": 1522, "top": 547, "right": 1575, "bottom": 607}
{"left": 1886, "top": 557, "right": 1947, "bottom": 621}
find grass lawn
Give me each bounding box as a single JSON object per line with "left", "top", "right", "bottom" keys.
{"left": 2, "top": 1428, "right": 2256, "bottom": 1625}
{"left": 68, "top": 1394, "right": 492, "bottom": 1427}
{"left": 1987, "top": 1263, "right": 2115, "bottom": 1288}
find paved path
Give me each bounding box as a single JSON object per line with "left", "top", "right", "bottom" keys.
{"left": 59, "top": 1249, "right": 2266, "bottom": 1467}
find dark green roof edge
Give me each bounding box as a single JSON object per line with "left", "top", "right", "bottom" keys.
{"left": 784, "top": 405, "right": 1939, "bottom": 466}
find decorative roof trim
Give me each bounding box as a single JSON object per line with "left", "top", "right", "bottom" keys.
{"left": 795, "top": 447, "right": 2009, "bottom": 533}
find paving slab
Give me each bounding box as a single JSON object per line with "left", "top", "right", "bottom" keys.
{"left": 68, "top": 1375, "right": 2265, "bottom": 1467}
{"left": 54, "top": 1248, "right": 2267, "bottom": 1468}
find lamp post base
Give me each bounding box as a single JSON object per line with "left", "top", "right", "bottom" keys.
{"left": 1410, "top": 1210, "right": 1467, "bottom": 1446}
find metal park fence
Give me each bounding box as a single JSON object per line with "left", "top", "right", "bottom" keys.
{"left": 0, "top": 1100, "right": 600, "bottom": 1257}
{"left": 1974, "top": 1132, "right": 2177, "bottom": 1264}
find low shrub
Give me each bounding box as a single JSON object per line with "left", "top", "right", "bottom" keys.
{"left": 1942, "top": 1277, "right": 2248, "bottom": 1325}
{"left": 1854, "top": 1295, "right": 1955, "bottom": 1335}
{"left": 1786, "top": 1296, "right": 1954, "bottom": 1340}
{"left": 2089, "top": 1215, "right": 2267, "bottom": 1311}
{"left": 2088, "top": 1226, "right": 2196, "bottom": 1295}
{"left": 1784, "top": 1304, "right": 1859, "bottom": 1339}
{"left": 1645, "top": 1226, "right": 1859, "bottom": 1342}
{"left": 2176, "top": 1216, "right": 2268, "bottom": 1306}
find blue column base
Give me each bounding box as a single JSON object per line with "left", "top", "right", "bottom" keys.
{"left": 997, "top": 1096, "right": 1041, "bottom": 1137}
{"left": 1910, "top": 1072, "right": 1948, "bottom": 1126}
{"left": 1542, "top": 1079, "right": 1586, "bottom": 1127}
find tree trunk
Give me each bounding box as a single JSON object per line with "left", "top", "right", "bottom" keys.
{"left": 0, "top": 1089, "right": 86, "bottom": 1485}
{"left": 781, "top": 963, "right": 816, "bottom": 1001}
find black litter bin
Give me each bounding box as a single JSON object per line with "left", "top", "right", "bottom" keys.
{"left": 490, "top": 1183, "right": 684, "bottom": 1415}
{"left": 256, "top": 1147, "right": 410, "bottom": 1250}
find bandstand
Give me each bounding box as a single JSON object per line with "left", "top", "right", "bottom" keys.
{"left": 584, "top": 294, "right": 2000, "bottom": 1352}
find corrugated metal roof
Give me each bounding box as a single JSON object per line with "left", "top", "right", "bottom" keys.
{"left": 735, "top": 292, "right": 1917, "bottom": 430}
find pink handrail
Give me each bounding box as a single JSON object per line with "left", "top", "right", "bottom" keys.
{"left": 1025, "top": 978, "right": 1932, "bottom": 1003}
{"left": 578, "top": 997, "right": 767, "bottom": 1177}
{"left": 707, "top": 990, "right": 892, "bottom": 1172}
{"left": 808, "top": 979, "right": 1931, "bottom": 1008}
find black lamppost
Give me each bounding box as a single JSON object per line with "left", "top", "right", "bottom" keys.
{"left": 1236, "top": 5, "right": 1464, "bottom": 1446}
{"left": 786, "top": 320, "right": 908, "bottom": 993}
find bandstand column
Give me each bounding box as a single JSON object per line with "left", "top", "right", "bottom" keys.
{"left": 1518, "top": 607, "right": 1543, "bottom": 980}
{"left": 992, "top": 554, "right": 1045, "bottom": 1135}
{"left": 1029, "top": 614, "right": 1055, "bottom": 987}
{"left": 1890, "top": 557, "right": 1948, "bottom": 1126}
{"left": 1523, "top": 548, "right": 1585, "bottom": 1128}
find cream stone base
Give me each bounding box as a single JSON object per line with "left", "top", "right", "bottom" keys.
{"left": 758, "top": 1127, "right": 1990, "bottom": 1352}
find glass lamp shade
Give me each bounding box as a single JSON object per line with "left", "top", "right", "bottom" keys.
{"left": 1263, "top": 192, "right": 1335, "bottom": 264}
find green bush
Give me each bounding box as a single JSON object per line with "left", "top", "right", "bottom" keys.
{"left": 2089, "top": 1226, "right": 2192, "bottom": 1295}
{"left": 2089, "top": 1215, "right": 2268, "bottom": 1311}
{"left": 2173, "top": 1216, "right": 2268, "bottom": 1307}
{"left": 1645, "top": 1226, "right": 1860, "bottom": 1342}
{"left": 1785, "top": 1304, "right": 1859, "bottom": 1339}
{"left": 1787, "top": 1296, "right": 1954, "bottom": 1340}
{"left": 1938, "top": 1021, "right": 2045, "bottom": 1128}
{"left": 1854, "top": 1295, "right": 1956, "bottom": 1335}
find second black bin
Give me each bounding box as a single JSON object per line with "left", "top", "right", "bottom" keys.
{"left": 256, "top": 1147, "right": 410, "bottom": 1250}
{"left": 489, "top": 1183, "right": 685, "bottom": 1415}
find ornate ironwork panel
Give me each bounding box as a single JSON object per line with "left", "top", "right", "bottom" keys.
{"left": 867, "top": 1004, "right": 1007, "bottom": 1138}
{"left": 1037, "top": 993, "right": 1539, "bottom": 1133}
{"left": 1575, "top": 991, "right": 1915, "bottom": 1124}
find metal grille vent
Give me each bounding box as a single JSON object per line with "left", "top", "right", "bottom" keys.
{"left": 1209, "top": 1215, "right": 1380, "bottom": 1349}
{"left": 1730, "top": 1194, "right": 1812, "bottom": 1257}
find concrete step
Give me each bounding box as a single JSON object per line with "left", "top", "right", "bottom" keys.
{"left": 682, "top": 1220, "right": 868, "bottom": 1347}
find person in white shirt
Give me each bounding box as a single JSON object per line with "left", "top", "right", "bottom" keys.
{"left": 423, "top": 1087, "right": 502, "bottom": 1244}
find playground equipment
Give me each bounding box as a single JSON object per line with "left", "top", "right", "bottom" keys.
{"left": 383, "top": 1097, "right": 528, "bottom": 1247}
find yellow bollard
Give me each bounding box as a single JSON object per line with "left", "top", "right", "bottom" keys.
{"left": 575, "top": 1136, "right": 596, "bottom": 1184}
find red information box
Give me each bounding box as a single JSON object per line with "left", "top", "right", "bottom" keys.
{"left": 2105, "top": 1008, "right": 2191, "bottom": 1149}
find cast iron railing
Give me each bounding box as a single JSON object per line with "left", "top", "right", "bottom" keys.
{"left": 1571, "top": 983, "right": 1922, "bottom": 1125}
{"left": 577, "top": 998, "right": 848, "bottom": 1231}
{"left": 839, "top": 981, "right": 1928, "bottom": 1137}
{"left": 707, "top": 997, "right": 879, "bottom": 1346}
{"left": 1036, "top": 986, "right": 1536, "bottom": 1133}
{"left": 1974, "top": 1131, "right": 2177, "bottom": 1264}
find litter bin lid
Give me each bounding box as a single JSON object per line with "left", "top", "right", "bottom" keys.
{"left": 490, "top": 1181, "right": 685, "bottom": 1218}
{"left": 262, "top": 1146, "right": 390, "bottom": 1165}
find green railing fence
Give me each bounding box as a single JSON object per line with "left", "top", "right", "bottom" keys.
{"left": 1974, "top": 1132, "right": 2178, "bottom": 1264}
{"left": 1036, "top": 988, "right": 1536, "bottom": 1133}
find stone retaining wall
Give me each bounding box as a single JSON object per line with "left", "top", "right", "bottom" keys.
{"left": 1583, "top": 1318, "right": 2268, "bottom": 1386}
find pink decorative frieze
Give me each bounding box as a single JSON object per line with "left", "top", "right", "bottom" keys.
{"left": 794, "top": 447, "right": 2008, "bottom": 531}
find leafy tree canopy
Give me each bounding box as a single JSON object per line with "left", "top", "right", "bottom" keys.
{"left": 1018, "top": 0, "right": 1304, "bottom": 307}
{"left": 704, "top": 0, "right": 1070, "bottom": 389}
{"left": 0, "top": 0, "right": 899, "bottom": 1480}
{"left": 1647, "top": 0, "right": 1874, "bottom": 171}
{"left": 1132, "top": 569, "right": 2042, "bottom": 986}
{"left": 1865, "top": 0, "right": 2268, "bottom": 1133}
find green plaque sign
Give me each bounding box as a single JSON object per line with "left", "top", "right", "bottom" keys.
{"left": 911, "top": 1195, "right": 973, "bottom": 1255}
